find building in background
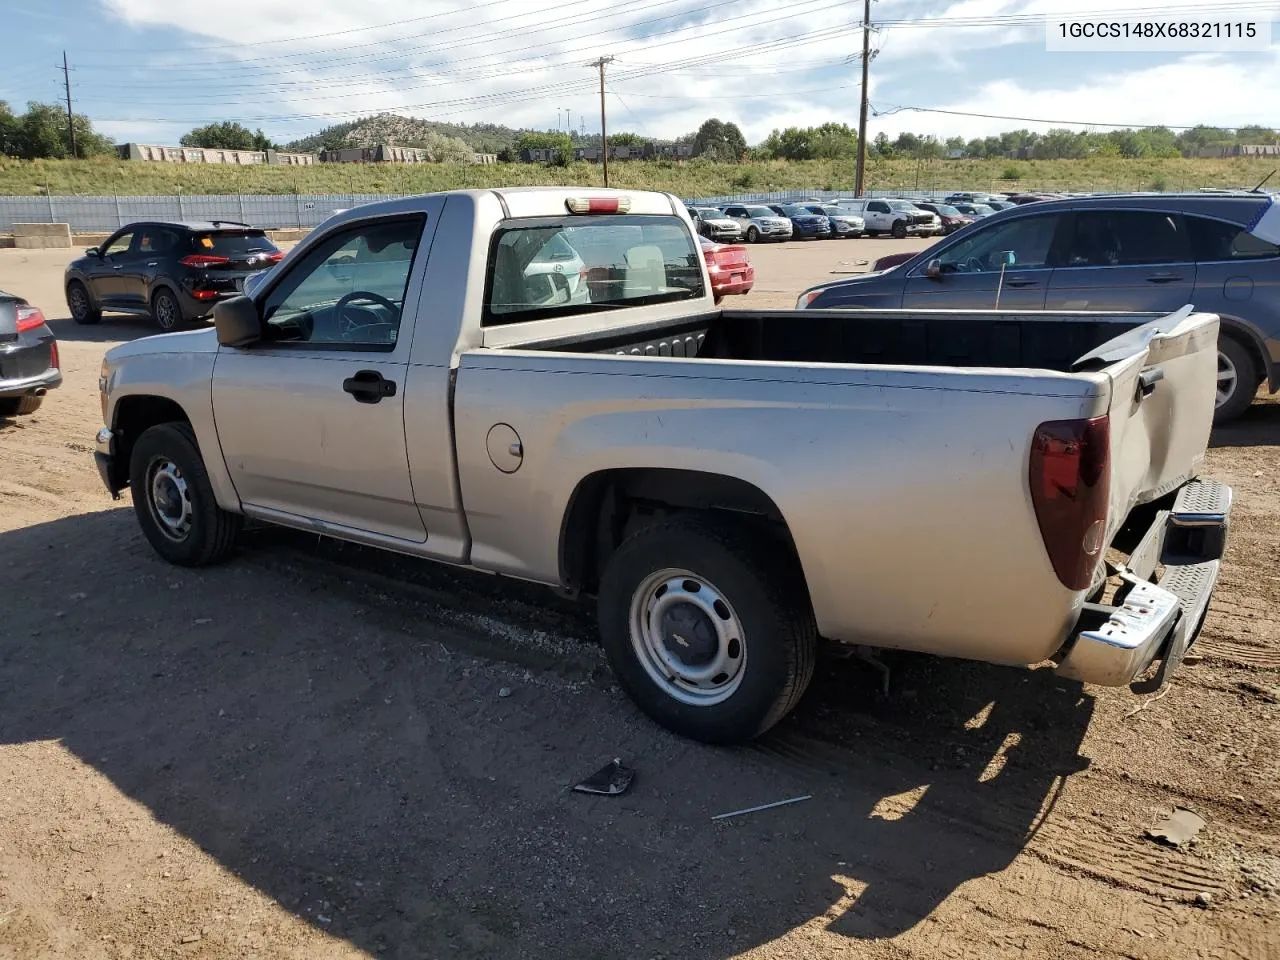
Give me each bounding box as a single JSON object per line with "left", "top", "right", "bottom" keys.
{"left": 117, "top": 144, "right": 316, "bottom": 165}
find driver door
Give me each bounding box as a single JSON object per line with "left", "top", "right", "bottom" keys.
{"left": 902, "top": 212, "right": 1065, "bottom": 311}
{"left": 211, "top": 211, "right": 436, "bottom": 542}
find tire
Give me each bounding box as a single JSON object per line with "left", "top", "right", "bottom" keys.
{"left": 1213, "top": 335, "right": 1259, "bottom": 424}
{"left": 67, "top": 280, "right": 101, "bottom": 325}
{"left": 0, "top": 395, "right": 42, "bottom": 417}
{"left": 150, "top": 288, "right": 184, "bottom": 332}
{"left": 597, "top": 518, "right": 817, "bottom": 744}
{"left": 746, "top": 226, "right": 759, "bottom": 243}
{"left": 890, "top": 220, "right": 907, "bottom": 239}
{"left": 129, "top": 422, "right": 241, "bottom": 567}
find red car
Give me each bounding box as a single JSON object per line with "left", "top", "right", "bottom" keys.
{"left": 871, "top": 250, "right": 921, "bottom": 272}
{"left": 699, "top": 236, "right": 755, "bottom": 302}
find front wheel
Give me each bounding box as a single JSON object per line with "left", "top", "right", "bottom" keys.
{"left": 129, "top": 422, "right": 242, "bottom": 566}
{"left": 1214, "top": 336, "right": 1259, "bottom": 424}
{"left": 746, "top": 226, "right": 760, "bottom": 243}
{"left": 890, "top": 221, "right": 907, "bottom": 239}
{"left": 597, "top": 519, "right": 817, "bottom": 743}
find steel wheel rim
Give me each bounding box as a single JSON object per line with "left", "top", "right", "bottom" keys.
{"left": 1216, "top": 349, "right": 1237, "bottom": 408}
{"left": 155, "top": 294, "right": 177, "bottom": 330}
{"left": 627, "top": 568, "right": 747, "bottom": 706}
{"left": 69, "top": 286, "right": 87, "bottom": 319}
{"left": 147, "top": 458, "right": 193, "bottom": 541}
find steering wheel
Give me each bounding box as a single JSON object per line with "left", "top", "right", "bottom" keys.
{"left": 962, "top": 256, "right": 986, "bottom": 273}
{"left": 334, "top": 291, "right": 400, "bottom": 342}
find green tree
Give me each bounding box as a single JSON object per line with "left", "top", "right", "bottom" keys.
{"left": 180, "top": 121, "right": 274, "bottom": 151}
{"left": 692, "top": 118, "right": 747, "bottom": 161}
{"left": 607, "top": 132, "right": 645, "bottom": 147}
{"left": 11, "top": 101, "right": 113, "bottom": 159}
{"left": 0, "top": 101, "right": 17, "bottom": 156}
{"left": 873, "top": 132, "right": 893, "bottom": 157}
{"left": 515, "top": 130, "right": 573, "bottom": 160}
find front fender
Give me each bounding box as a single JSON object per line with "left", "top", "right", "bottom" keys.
{"left": 104, "top": 332, "right": 239, "bottom": 511}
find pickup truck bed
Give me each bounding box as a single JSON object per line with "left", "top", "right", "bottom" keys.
{"left": 94, "top": 188, "right": 1232, "bottom": 744}
{"left": 516, "top": 307, "right": 1153, "bottom": 373}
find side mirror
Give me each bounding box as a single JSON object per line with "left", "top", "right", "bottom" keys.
{"left": 925, "top": 258, "right": 943, "bottom": 280}
{"left": 213, "top": 296, "right": 263, "bottom": 348}
{"left": 1000, "top": 250, "right": 1017, "bottom": 267}
{"left": 85, "top": 247, "right": 100, "bottom": 258}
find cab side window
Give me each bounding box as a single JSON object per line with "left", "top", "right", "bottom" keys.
{"left": 938, "top": 214, "right": 1062, "bottom": 273}
{"left": 1063, "top": 211, "right": 1190, "bottom": 266}
{"left": 259, "top": 216, "right": 425, "bottom": 348}
{"left": 103, "top": 232, "right": 133, "bottom": 257}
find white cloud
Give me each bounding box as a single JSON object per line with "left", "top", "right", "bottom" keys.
{"left": 90, "top": 0, "right": 1279, "bottom": 145}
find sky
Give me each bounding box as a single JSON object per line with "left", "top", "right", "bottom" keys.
{"left": 2, "top": 0, "right": 1278, "bottom": 148}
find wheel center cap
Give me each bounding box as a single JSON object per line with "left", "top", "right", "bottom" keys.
{"left": 156, "top": 478, "right": 182, "bottom": 518}
{"left": 661, "top": 604, "right": 717, "bottom": 667}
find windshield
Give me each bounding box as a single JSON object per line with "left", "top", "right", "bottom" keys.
{"left": 484, "top": 215, "right": 703, "bottom": 326}
{"left": 695, "top": 208, "right": 723, "bottom": 219}
{"left": 779, "top": 205, "right": 814, "bottom": 217}
{"left": 744, "top": 206, "right": 775, "bottom": 218}
{"left": 970, "top": 204, "right": 996, "bottom": 215}
{"left": 888, "top": 201, "right": 920, "bottom": 212}
{"left": 933, "top": 204, "right": 961, "bottom": 216}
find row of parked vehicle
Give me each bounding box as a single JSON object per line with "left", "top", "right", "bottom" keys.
{"left": 685, "top": 191, "right": 1063, "bottom": 244}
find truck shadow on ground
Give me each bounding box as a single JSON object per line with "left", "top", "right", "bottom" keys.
{"left": 1209, "top": 397, "right": 1280, "bottom": 449}
{"left": 44, "top": 312, "right": 190, "bottom": 344}
{"left": 0, "top": 509, "right": 1094, "bottom": 959}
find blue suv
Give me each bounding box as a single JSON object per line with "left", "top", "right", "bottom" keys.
{"left": 797, "top": 193, "right": 1280, "bottom": 422}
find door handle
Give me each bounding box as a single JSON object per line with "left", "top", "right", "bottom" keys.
{"left": 1136, "top": 366, "right": 1164, "bottom": 402}
{"left": 1146, "top": 274, "right": 1181, "bottom": 284}
{"left": 342, "top": 369, "right": 397, "bottom": 404}
{"left": 1005, "top": 278, "right": 1037, "bottom": 288}
{"left": 146, "top": 261, "right": 158, "bottom": 268}
{"left": 112, "top": 265, "right": 123, "bottom": 271}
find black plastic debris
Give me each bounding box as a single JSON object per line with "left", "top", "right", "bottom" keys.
{"left": 573, "top": 758, "right": 635, "bottom": 796}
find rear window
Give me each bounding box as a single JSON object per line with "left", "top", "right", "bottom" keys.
{"left": 484, "top": 215, "right": 704, "bottom": 327}
{"left": 193, "top": 230, "right": 279, "bottom": 256}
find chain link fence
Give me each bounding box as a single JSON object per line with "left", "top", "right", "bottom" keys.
{"left": 0, "top": 186, "right": 1203, "bottom": 233}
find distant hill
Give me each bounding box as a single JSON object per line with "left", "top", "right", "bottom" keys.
{"left": 286, "top": 114, "right": 530, "bottom": 155}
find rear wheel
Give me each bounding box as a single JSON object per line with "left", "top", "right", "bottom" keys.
{"left": 151, "top": 288, "right": 183, "bottom": 332}
{"left": 67, "top": 280, "right": 100, "bottom": 325}
{"left": 746, "top": 226, "right": 760, "bottom": 243}
{"left": 597, "top": 518, "right": 817, "bottom": 743}
{"left": 1214, "top": 335, "right": 1259, "bottom": 424}
{"left": 0, "top": 395, "right": 42, "bottom": 417}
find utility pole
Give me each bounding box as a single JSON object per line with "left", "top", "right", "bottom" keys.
{"left": 853, "top": 0, "right": 871, "bottom": 197}
{"left": 60, "top": 51, "right": 77, "bottom": 158}
{"left": 565, "top": 108, "right": 572, "bottom": 135}
{"left": 590, "top": 56, "right": 616, "bottom": 187}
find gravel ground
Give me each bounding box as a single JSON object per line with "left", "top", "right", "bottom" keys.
{"left": 1, "top": 239, "right": 1277, "bottom": 960}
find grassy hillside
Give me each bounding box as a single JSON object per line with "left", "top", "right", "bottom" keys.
{"left": 1, "top": 155, "right": 1276, "bottom": 198}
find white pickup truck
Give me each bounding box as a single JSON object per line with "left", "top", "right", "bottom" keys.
{"left": 95, "top": 188, "right": 1232, "bottom": 743}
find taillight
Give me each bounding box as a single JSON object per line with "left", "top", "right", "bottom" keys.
{"left": 192, "top": 290, "right": 219, "bottom": 301}
{"left": 15, "top": 305, "right": 45, "bottom": 333}
{"left": 266, "top": 251, "right": 284, "bottom": 263}
{"left": 1028, "top": 416, "right": 1111, "bottom": 590}
{"left": 49, "top": 340, "right": 60, "bottom": 371}
{"left": 180, "top": 254, "right": 231, "bottom": 268}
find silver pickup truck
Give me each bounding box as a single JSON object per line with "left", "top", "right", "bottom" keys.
{"left": 94, "top": 188, "right": 1232, "bottom": 743}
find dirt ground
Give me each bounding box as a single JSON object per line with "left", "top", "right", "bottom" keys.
{"left": 1, "top": 238, "right": 1277, "bottom": 960}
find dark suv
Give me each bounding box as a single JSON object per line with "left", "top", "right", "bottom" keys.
{"left": 65, "top": 221, "right": 283, "bottom": 331}
{"left": 797, "top": 193, "right": 1280, "bottom": 422}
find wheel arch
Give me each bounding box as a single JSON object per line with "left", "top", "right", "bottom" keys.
{"left": 558, "top": 467, "right": 808, "bottom": 600}
{"left": 1215, "top": 314, "right": 1275, "bottom": 393}
{"left": 108, "top": 395, "right": 193, "bottom": 491}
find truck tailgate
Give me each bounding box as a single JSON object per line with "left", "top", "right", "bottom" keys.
{"left": 1075, "top": 307, "right": 1220, "bottom": 530}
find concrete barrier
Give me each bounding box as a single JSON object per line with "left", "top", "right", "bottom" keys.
{"left": 15, "top": 223, "right": 72, "bottom": 249}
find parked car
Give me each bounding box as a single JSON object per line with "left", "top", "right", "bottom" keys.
{"left": 807, "top": 204, "right": 865, "bottom": 237}
{"left": 768, "top": 204, "right": 832, "bottom": 239}
{"left": 912, "top": 202, "right": 975, "bottom": 235}
{"left": 871, "top": 250, "right": 921, "bottom": 271}
{"left": 95, "top": 187, "right": 1230, "bottom": 744}
{"left": 699, "top": 236, "right": 754, "bottom": 301}
{"left": 986, "top": 200, "right": 1018, "bottom": 211}
{"left": 0, "top": 290, "right": 61, "bottom": 418}
{"left": 795, "top": 192, "right": 1280, "bottom": 421}
{"left": 951, "top": 202, "right": 997, "bottom": 218}
{"left": 65, "top": 221, "right": 284, "bottom": 332}
{"left": 838, "top": 199, "right": 939, "bottom": 238}
{"left": 718, "top": 204, "right": 792, "bottom": 242}
{"left": 688, "top": 207, "right": 743, "bottom": 242}
{"left": 1006, "top": 194, "right": 1061, "bottom": 205}
{"left": 944, "top": 192, "right": 1002, "bottom": 206}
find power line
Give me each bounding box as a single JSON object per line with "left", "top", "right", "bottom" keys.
{"left": 873, "top": 103, "right": 1277, "bottom": 131}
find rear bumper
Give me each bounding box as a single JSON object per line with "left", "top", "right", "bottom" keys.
{"left": 1056, "top": 479, "right": 1231, "bottom": 688}
{"left": 0, "top": 365, "right": 62, "bottom": 399}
